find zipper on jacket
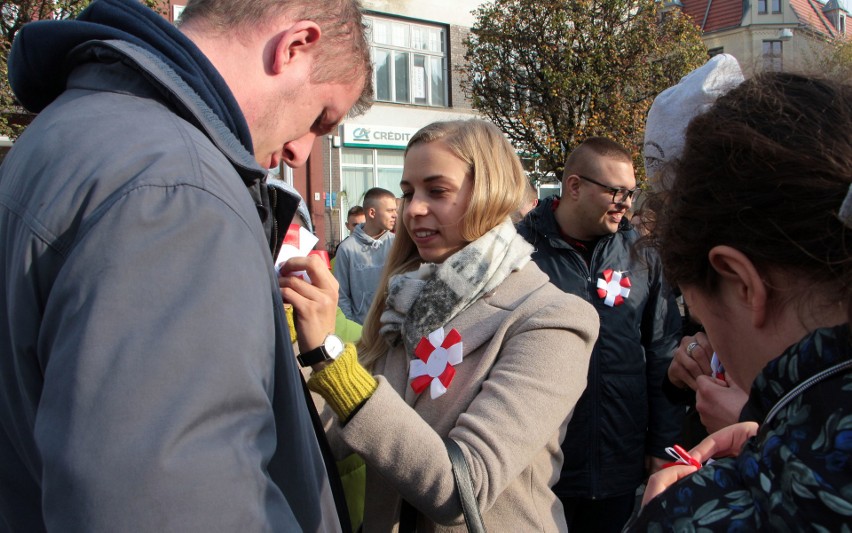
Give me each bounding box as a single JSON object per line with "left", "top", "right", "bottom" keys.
{"left": 762, "top": 359, "right": 852, "bottom": 427}
{"left": 578, "top": 232, "right": 615, "bottom": 498}
{"left": 268, "top": 185, "right": 279, "bottom": 259}
{"left": 587, "top": 240, "right": 601, "bottom": 497}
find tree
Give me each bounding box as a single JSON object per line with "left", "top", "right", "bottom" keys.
{"left": 461, "top": 0, "right": 707, "bottom": 180}
{"left": 803, "top": 37, "right": 852, "bottom": 84}
{"left": 0, "top": 0, "right": 165, "bottom": 139}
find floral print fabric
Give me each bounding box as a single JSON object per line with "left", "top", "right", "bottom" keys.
{"left": 628, "top": 324, "right": 852, "bottom": 532}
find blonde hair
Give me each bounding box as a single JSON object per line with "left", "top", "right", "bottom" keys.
{"left": 357, "top": 119, "right": 527, "bottom": 368}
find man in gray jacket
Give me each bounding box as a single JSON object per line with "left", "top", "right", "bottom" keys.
{"left": 334, "top": 187, "right": 397, "bottom": 324}
{"left": 0, "top": 0, "right": 370, "bottom": 530}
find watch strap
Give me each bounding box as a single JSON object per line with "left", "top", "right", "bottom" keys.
{"left": 298, "top": 345, "right": 328, "bottom": 367}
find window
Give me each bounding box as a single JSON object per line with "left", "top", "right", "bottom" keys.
{"left": 763, "top": 40, "right": 783, "bottom": 71}
{"left": 366, "top": 16, "right": 447, "bottom": 107}
{"left": 340, "top": 148, "right": 405, "bottom": 224}
{"left": 841, "top": 13, "right": 847, "bottom": 35}
{"left": 708, "top": 47, "right": 725, "bottom": 57}
{"left": 772, "top": 0, "right": 782, "bottom": 13}
{"left": 758, "top": 0, "right": 767, "bottom": 13}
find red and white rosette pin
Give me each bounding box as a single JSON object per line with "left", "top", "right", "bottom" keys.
{"left": 596, "top": 268, "right": 631, "bottom": 307}
{"left": 409, "top": 327, "right": 463, "bottom": 399}
{"left": 274, "top": 224, "right": 330, "bottom": 282}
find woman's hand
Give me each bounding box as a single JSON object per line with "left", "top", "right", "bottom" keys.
{"left": 279, "top": 255, "right": 339, "bottom": 354}
{"left": 668, "top": 332, "right": 714, "bottom": 390}
{"left": 695, "top": 376, "right": 749, "bottom": 433}
{"left": 689, "top": 421, "right": 759, "bottom": 464}
{"left": 642, "top": 464, "right": 698, "bottom": 507}
{"left": 640, "top": 421, "right": 759, "bottom": 509}
{"left": 645, "top": 455, "right": 669, "bottom": 476}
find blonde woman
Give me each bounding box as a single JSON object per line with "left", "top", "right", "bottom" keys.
{"left": 280, "top": 119, "right": 598, "bottom": 531}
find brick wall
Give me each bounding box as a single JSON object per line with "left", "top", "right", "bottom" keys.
{"left": 448, "top": 25, "right": 474, "bottom": 111}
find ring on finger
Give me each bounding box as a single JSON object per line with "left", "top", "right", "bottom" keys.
{"left": 686, "top": 341, "right": 700, "bottom": 358}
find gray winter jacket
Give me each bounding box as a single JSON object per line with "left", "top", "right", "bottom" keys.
{"left": 334, "top": 225, "right": 395, "bottom": 324}
{"left": 0, "top": 37, "right": 340, "bottom": 533}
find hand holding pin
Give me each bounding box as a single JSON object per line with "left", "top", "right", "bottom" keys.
{"left": 662, "top": 444, "right": 702, "bottom": 469}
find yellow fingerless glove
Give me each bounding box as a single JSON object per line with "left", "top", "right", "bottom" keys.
{"left": 308, "top": 344, "right": 378, "bottom": 421}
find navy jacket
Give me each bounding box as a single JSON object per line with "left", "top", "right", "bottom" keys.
{"left": 629, "top": 324, "right": 852, "bottom": 531}
{"left": 517, "top": 197, "right": 682, "bottom": 498}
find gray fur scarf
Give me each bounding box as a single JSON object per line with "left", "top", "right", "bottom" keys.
{"left": 379, "top": 219, "right": 533, "bottom": 356}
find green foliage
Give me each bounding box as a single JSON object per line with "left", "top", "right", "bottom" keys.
{"left": 461, "top": 0, "right": 707, "bottom": 181}
{"left": 0, "top": 0, "right": 166, "bottom": 139}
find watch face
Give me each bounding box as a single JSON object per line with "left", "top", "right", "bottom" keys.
{"left": 325, "top": 334, "right": 345, "bottom": 359}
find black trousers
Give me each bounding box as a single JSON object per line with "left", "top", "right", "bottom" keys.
{"left": 561, "top": 492, "right": 637, "bottom": 533}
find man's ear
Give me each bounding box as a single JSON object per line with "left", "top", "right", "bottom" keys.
{"left": 562, "top": 174, "right": 582, "bottom": 200}
{"left": 271, "top": 21, "right": 322, "bottom": 74}
{"left": 707, "top": 245, "right": 768, "bottom": 328}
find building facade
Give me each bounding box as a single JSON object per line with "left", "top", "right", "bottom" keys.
{"left": 677, "top": 0, "right": 849, "bottom": 75}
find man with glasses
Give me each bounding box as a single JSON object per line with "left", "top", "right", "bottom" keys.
{"left": 517, "top": 137, "right": 682, "bottom": 533}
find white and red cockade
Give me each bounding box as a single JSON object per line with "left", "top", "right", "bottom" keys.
{"left": 409, "top": 327, "right": 464, "bottom": 399}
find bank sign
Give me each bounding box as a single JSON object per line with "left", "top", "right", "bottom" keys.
{"left": 342, "top": 124, "right": 420, "bottom": 150}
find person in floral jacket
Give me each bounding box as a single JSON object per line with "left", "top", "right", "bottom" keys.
{"left": 626, "top": 71, "right": 852, "bottom": 531}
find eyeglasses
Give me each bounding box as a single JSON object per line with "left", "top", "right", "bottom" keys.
{"left": 575, "top": 174, "right": 640, "bottom": 204}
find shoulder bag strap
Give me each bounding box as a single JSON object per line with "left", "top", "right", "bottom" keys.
{"left": 444, "top": 437, "right": 487, "bottom": 533}
{"left": 398, "top": 438, "right": 487, "bottom": 533}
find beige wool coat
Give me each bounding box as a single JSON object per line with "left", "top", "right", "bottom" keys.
{"left": 327, "top": 261, "right": 599, "bottom": 532}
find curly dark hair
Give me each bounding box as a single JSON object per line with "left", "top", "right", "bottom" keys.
{"left": 645, "top": 72, "right": 852, "bottom": 319}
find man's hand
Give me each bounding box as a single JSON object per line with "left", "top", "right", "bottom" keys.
{"left": 279, "top": 255, "right": 339, "bottom": 353}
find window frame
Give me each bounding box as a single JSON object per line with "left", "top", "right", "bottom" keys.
{"left": 762, "top": 40, "right": 783, "bottom": 71}
{"left": 366, "top": 15, "right": 449, "bottom": 108}
{"left": 340, "top": 147, "right": 405, "bottom": 207}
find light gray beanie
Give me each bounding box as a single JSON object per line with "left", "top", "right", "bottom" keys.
{"left": 643, "top": 53, "right": 744, "bottom": 192}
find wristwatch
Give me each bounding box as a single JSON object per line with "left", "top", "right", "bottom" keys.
{"left": 297, "top": 333, "right": 345, "bottom": 367}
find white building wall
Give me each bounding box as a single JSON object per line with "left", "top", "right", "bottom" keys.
{"left": 362, "top": 0, "right": 478, "bottom": 26}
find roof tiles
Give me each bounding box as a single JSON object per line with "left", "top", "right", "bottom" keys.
{"left": 683, "top": 0, "right": 745, "bottom": 32}
{"left": 681, "top": 0, "right": 849, "bottom": 38}
{"left": 789, "top": 0, "right": 840, "bottom": 36}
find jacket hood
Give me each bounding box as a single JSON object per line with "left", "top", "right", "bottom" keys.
{"left": 351, "top": 224, "right": 392, "bottom": 248}
{"left": 9, "top": 0, "right": 252, "bottom": 152}
{"left": 518, "top": 196, "right": 561, "bottom": 239}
